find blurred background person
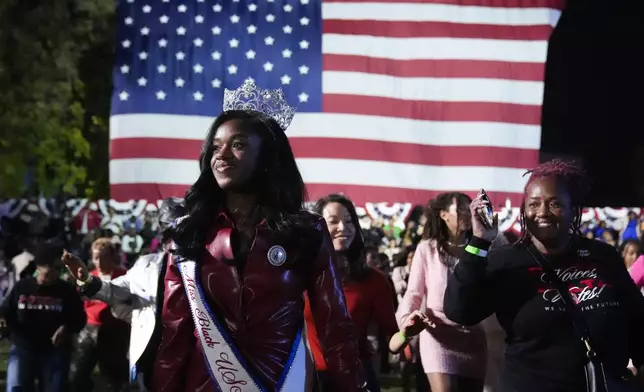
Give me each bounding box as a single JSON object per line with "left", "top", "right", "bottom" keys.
{"left": 68, "top": 238, "right": 130, "bottom": 392}
{"left": 0, "top": 242, "right": 86, "bottom": 392}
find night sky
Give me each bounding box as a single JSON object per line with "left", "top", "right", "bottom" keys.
{"left": 540, "top": 0, "right": 644, "bottom": 206}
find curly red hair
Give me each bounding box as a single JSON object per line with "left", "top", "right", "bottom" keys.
{"left": 517, "top": 159, "right": 591, "bottom": 243}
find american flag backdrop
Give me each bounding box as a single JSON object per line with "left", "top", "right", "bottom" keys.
{"left": 110, "top": 0, "right": 565, "bottom": 206}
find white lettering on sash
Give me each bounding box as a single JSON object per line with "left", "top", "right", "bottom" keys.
{"left": 177, "top": 259, "right": 310, "bottom": 392}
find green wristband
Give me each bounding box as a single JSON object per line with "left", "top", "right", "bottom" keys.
{"left": 399, "top": 331, "right": 407, "bottom": 342}
{"left": 465, "top": 245, "right": 488, "bottom": 257}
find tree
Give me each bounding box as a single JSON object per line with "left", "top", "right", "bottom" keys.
{"left": 0, "top": 0, "right": 115, "bottom": 198}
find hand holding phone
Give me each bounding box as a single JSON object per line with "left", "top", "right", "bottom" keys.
{"left": 469, "top": 189, "right": 498, "bottom": 241}
{"left": 478, "top": 189, "right": 494, "bottom": 228}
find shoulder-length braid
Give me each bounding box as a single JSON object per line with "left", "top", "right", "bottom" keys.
{"left": 516, "top": 159, "right": 591, "bottom": 244}
{"left": 423, "top": 192, "right": 473, "bottom": 255}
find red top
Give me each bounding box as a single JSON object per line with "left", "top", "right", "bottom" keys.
{"left": 84, "top": 267, "right": 127, "bottom": 326}
{"left": 153, "top": 211, "right": 368, "bottom": 392}
{"left": 304, "top": 267, "right": 399, "bottom": 371}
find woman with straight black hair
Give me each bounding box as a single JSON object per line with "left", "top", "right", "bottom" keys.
{"left": 304, "top": 193, "right": 399, "bottom": 392}
{"left": 445, "top": 159, "right": 644, "bottom": 392}
{"left": 152, "top": 80, "right": 367, "bottom": 392}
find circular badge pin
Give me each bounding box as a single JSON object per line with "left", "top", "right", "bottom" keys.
{"left": 267, "top": 245, "right": 287, "bottom": 267}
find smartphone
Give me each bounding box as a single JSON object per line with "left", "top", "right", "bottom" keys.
{"left": 479, "top": 189, "right": 494, "bottom": 228}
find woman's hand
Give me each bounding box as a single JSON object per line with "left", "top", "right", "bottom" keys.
{"left": 61, "top": 250, "right": 89, "bottom": 283}
{"left": 402, "top": 310, "right": 435, "bottom": 339}
{"left": 470, "top": 192, "right": 499, "bottom": 242}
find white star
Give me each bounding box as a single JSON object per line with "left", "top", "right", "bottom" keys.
{"left": 263, "top": 62, "right": 274, "bottom": 72}
{"left": 137, "top": 77, "right": 147, "bottom": 86}
{"left": 197, "top": 0, "right": 204, "bottom": 2}
{"left": 248, "top": 3, "right": 257, "bottom": 11}
{"left": 213, "top": 4, "right": 222, "bottom": 12}
{"left": 284, "top": 4, "right": 293, "bottom": 12}
{"left": 142, "top": 5, "right": 152, "bottom": 13}
{"left": 122, "top": 40, "right": 131, "bottom": 48}
{"left": 283, "top": 25, "right": 292, "bottom": 34}
{"left": 138, "top": 52, "right": 148, "bottom": 60}
{"left": 141, "top": 27, "right": 150, "bottom": 35}
{"left": 158, "top": 38, "right": 167, "bottom": 47}
{"left": 193, "top": 63, "right": 204, "bottom": 73}
{"left": 300, "top": 17, "right": 310, "bottom": 26}
{"left": 299, "top": 40, "right": 309, "bottom": 49}
{"left": 212, "top": 26, "right": 221, "bottom": 35}
{"left": 124, "top": 17, "right": 133, "bottom": 25}
{"left": 298, "top": 93, "right": 309, "bottom": 103}
{"left": 282, "top": 49, "right": 292, "bottom": 58}
{"left": 162, "top": 0, "right": 169, "bottom": 2}
{"left": 159, "top": 15, "right": 169, "bottom": 24}
{"left": 211, "top": 51, "right": 222, "bottom": 60}
{"left": 211, "top": 79, "right": 222, "bottom": 88}
{"left": 195, "top": 15, "right": 204, "bottom": 24}
{"left": 247, "top": 25, "right": 257, "bottom": 34}
{"left": 177, "top": 26, "right": 186, "bottom": 35}
{"left": 245, "top": 77, "right": 255, "bottom": 84}
{"left": 229, "top": 38, "right": 239, "bottom": 48}
{"left": 280, "top": 74, "right": 291, "bottom": 85}
{"left": 193, "top": 38, "right": 203, "bottom": 47}
{"left": 245, "top": 50, "right": 256, "bottom": 59}
{"left": 264, "top": 36, "right": 274, "bottom": 46}
{"left": 299, "top": 65, "right": 309, "bottom": 75}
{"left": 176, "top": 51, "right": 186, "bottom": 60}
{"left": 119, "top": 91, "right": 129, "bottom": 101}
{"left": 156, "top": 91, "right": 166, "bottom": 100}
{"left": 193, "top": 91, "right": 204, "bottom": 101}
{"left": 301, "top": 0, "right": 309, "bottom": 3}
{"left": 175, "top": 78, "right": 185, "bottom": 87}
{"left": 227, "top": 64, "right": 238, "bottom": 74}
{"left": 230, "top": 15, "right": 240, "bottom": 24}
{"left": 266, "top": 14, "right": 275, "bottom": 22}
{"left": 120, "top": 65, "right": 130, "bottom": 74}
{"left": 157, "top": 64, "right": 167, "bottom": 73}
{"left": 178, "top": 4, "right": 187, "bottom": 13}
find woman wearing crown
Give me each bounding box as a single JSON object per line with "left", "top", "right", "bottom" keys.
{"left": 152, "top": 80, "right": 369, "bottom": 392}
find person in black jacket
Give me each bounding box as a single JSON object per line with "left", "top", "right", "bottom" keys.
{"left": 443, "top": 159, "right": 644, "bottom": 392}
{"left": 0, "top": 241, "right": 86, "bottom": 392}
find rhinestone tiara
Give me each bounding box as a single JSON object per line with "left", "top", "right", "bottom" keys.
{"left": 223, "top": 79, "right": 296, "bottom": 130}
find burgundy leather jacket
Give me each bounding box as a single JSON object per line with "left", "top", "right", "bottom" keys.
{"left": 153, "top": 211, "right": 368, "bottom": 392}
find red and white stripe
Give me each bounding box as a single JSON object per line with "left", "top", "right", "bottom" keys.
{"left": 110, "top": 0, "right": 565, "bottom": 206}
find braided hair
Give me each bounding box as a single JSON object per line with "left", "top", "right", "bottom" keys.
{"left": 517, "top": 159, "right": 591, "bottom": 244}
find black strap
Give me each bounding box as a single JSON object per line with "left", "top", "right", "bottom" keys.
{"left": 525, "top": 246, "right": 596, "bottom": 356}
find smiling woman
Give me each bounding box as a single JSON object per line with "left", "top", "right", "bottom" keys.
{"left": 304, "top": 194, "right": 399, "bottom": 392}
{"left": 444, "top": 159, "right": 644, "bottom": 392}
{"left": 154, "top": 80, "right": 369, "bottom": 392}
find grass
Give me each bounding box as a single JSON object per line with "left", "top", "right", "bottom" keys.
{"left": 0, "top": 341, "right": 408, "bottom": 391}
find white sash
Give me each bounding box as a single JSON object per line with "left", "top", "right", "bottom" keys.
{"left": 177, "top": 259, "right": 312, "bottom": 392}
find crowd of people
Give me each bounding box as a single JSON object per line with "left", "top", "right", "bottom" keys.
{"left": 1, "top": 80, "right": 644, "bottom": 392}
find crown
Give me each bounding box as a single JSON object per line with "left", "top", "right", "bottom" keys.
{"left": 223, "top": 79, "right": 296, "bottom": 130}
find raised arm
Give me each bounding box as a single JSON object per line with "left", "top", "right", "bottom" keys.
{"left": 306, "top": 218, "right": 368, "bottom": 392}
{"left": 82, "top": 254, "right": 160, "bottom": 309}
{"left": 153, "top": 255, "right": 195, "bottom": 392}
{"left": 443, "top": 237, "right": 497, "bottom": 326}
